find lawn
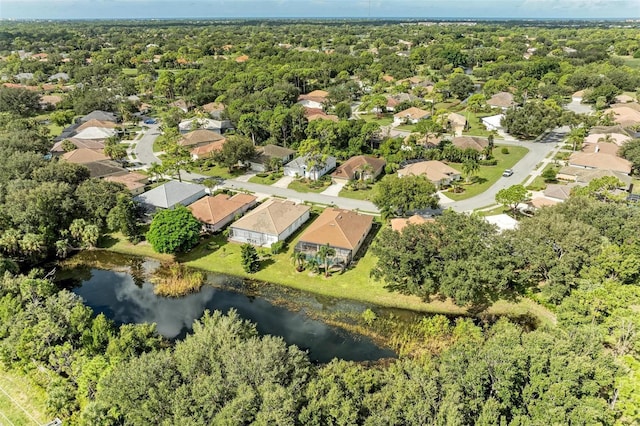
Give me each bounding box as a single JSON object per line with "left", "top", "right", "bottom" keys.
{"left": 613, "top": 55, "right": 640, "bottom": 69}
{"left": 395, "top": 124, "right": 416, "bottom": 132}
{"left": 339, "top": 185, "right": 376, "bottom": 201}
{"left": 0, "top": 367, "right": 49, "bottom": 426}
{"left": 288, "top": 178, "right": 331, "bottom": 193}
{"left": 444, "top": 145, "right": 529, "bottom": 201}
{"left": 196, "top": 164, "right": 245, "bottom": 180}
{"left": 462, "top": 110, "right": 498, "bottom": 138}
{"left": 248, "top": 173, "right": 281, "bottom": 185}
{"left": 526, "top": 164, "right": 559, "bottom": 191}
{"left": 359, "top": 113, "right": 394, "bottom": 126}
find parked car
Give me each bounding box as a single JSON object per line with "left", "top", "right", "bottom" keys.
{"left": 143, "top": 118, "right": 157, "bottom": 124}
{"left": 502, "top": 169, "right": 514, "bottom": 177}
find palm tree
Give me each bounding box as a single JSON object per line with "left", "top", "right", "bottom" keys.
{"left": 462, "top": 158, "right": 480, "bottom": 184}
{"left": 317, "top": 243, "right": 336, "bottom": 277}
{"left": 597, "top": 133, "right": 614, "bottom": 145}
{"left": 306, "top": 257, "right": 320, "bottom": 274}
{"left": 291, "top": 251, "right": 306, "bottom": 272}
{"left": 568, "top": 127, "right": 586, "bottom": 151}
{"left": 148, "top": 162, "right": 164, "bottom": 182}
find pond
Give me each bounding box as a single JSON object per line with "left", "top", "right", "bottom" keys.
{"left": 59, "top": 254, "right": 397, "bottom": 364}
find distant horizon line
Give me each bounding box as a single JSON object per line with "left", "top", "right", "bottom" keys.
{"left": 2, "top": 16, "right": 640, "bottom": 22}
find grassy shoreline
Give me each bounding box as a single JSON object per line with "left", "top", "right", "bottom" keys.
{"left": 101, "top": 232, "right": 556, "bottom": 327}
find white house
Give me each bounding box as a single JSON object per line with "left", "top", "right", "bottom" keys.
{"left": 393, "top": 107, "right": 430, "bottom": 125}
{"left": 178, "top": 118, "right": 233, "bottom": 134}
{"left": 297, "top": 90, "right": 329, "bottom": 109}
{"left": 228, "top": 199, "right": 310, "bottom": 247}
{"left": 284, "top": 154, "right": 337, "bottom": 181}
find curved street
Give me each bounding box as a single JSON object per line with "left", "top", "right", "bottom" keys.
{"left": 133, "top": 122, "right": 566, "bottom": 214}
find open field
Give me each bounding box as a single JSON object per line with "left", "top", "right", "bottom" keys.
{"left": 0, "top": 367, "right": 48, "bottom": 426}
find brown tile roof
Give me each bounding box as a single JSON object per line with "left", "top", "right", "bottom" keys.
{"left": 487, "top": 92, "right": 516, "bottom": 108}
{"left": 448, "top": 112, "right": 467, "bottom": 128}
{"left": 190, "top": 140, "right": 226, "bottom": 157}
{"left": 104, "top": 172, "right": 148, "bottom": 192}
{"left": 393, "top": 107, "right": 430, "bottom": 121}
{"left": 557, "top": 166, "right": 632, "bottom": 185}
{"left": 604, "top": 106, "right": 640, "bottom": 127}
{"left": 451, "top": 136, "right": 489, "bottom": 152}
{"left": 331, "top": 155, "right": 386, "bottom": 181}
{"left": 581, "top": 142, "right": 620, "bottom": 156}
{"left": 201, "top": 102, "right": 225, "bottom": 113}
{"left": 390, "top": 214, "right": 434, "bottom": 232}
{"left": 179, "top": 129, "right": 226, "bottom": 147}
{"left": 76, "top": 119, "right": 120, "bottom": 131}
{"left": 307, "top": 113, "right": 339, "bottom": 122}
{"left": 299, "top": 208, "right": 373, "bottom": 250}
{"left": 568, "top": 152, "right": 632, "bottom": 174}
{"left": 62, "top": 148, "right": 109, "bottom": 164}
{"left": 231, "top": 199, "right": 310, "bottom": 235}
{"left": 382, "top": 75, "right": 395, "bottom": 82}
{"left": 188, "top": 193, "right": 257, "bottom": 226}
{"left": 529, "top": 197, "right": 560, "bottom": 208}
{"left": 543, "top": 184, "right": 575, "bottom": 201}
{"left": 298, "top": 90, "right": 329, "bottom": 103}
{"left": 585, "top": 133, "right": 631, "bottom": 146}
{"left": 83, "top": 160, "right": 128, "bottom": 179}
{"left": 235, "top": 55, "right": 249, "bottom": 63}
{"left": 398, "top": 160, "right": 460, "bottom": 183}
{"left": 51, "top": 138, "right": 105, "bottom": 153}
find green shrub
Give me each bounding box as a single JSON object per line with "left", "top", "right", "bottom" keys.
{"left": 478, "top": 159, "right": 498, "bottom": 166}
{"left": 501, "top": 147, "right": 510, "bottom": 154}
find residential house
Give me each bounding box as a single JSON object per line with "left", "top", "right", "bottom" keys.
{"left": 331, "top": 155, "right": 386, "bottom": 184}
{"left": 105, "top": 172, "right": 149, "bottom": 195}
{"left": 284, "top": 154, "right": 337, "bottom": 180}
{"left": 228, "top": 199, "right": 310, "bottom": 247}
{"left": 48, "top": 72, "right": 70, "bottom": 82}
{"left": 585, "top": 133, "right": 631, "bottom": 146}
{"left": 615, "top": 94, "right": 635, "bottom": 104}
{"left": 178, "top": 117, "right": 233, "bottom": 134}
{"left": 179, "top": 129, "right": 226, "bottom": 149}
{"left": 188, "top": 193, "right": 257, "bottom": 233}
{"left": 543, "top": 184, "right": 578, "bottom": 202}
{"left": 397, "top": 160, "right": 461, "bottom": 189}
{"left": 556, "top": 166, "right": 632, "bottom": 187}
{"left": 307, "top": 111, "right": 339, "bottom": 122}
{"left": 393, "top": 107, "right": 430, "bottom": 125}
{"left": 134, "top": 181, "right": 207, "bottom": 211}
{"left": 62, "top": 148, "right": 109, "bottom": 164}
{"left": 79, "top": 110, "right": 117, "bottom": 123}
{"left": 487, "top": 92, "right": 516, "bottom": 110}
{"left": 76, "top": 119, "right": 120, "bottom": 132}
{"left": 201, "top": 102, "right": 225, "bottom": 119}
{"left": 451, "top": 136, "right": 489, "bottom": 154}
{"left": 295, "top": 208, "right": 373, "bottom": 265}
{"left": 84, "top": 161, "right": 129, "bottom": 179}
{"left": 448, "top": 112, "right": 467, "bottom": 135}
{"left": 190, "top": 140, "right": 226, "bottom": 160}
{"left": 169, "top": 99, "right": 192, "bottom": 113}
{"left": 527, "top": 197, "right": 560, "bottom": 210}
{"left": 604, "top": 105, "right": 640, "bottom": 128}
{"left": 568, "top": 151, "right": 632, "bottom": 174}
{"left": 51, "top": 138, "right": 105, "bottom": 155}
{"left": 248, "top": 144, "right": 296, "bottom": 172}
{"left": 73, "top": 127, "right": 117, "bottom": 140}
{"left": 40, "top": 95, "right": 63, "bottom": 109}
{"left": 297, "top": 90, "right": 329, "bottom": 109}
{"left": 390, "top": 214, "right": 434, "bottom": 233}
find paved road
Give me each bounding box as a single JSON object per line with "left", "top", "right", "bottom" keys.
{"left": 134, "top": 122, "right": 162, "bottom": 167}
{"left": 444, "top": 128, "right": 567, "bottom": 212}
{"left": 134, "top": 120, "right": 565, "bottom": 214}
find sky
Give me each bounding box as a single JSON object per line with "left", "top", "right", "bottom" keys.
{"left": 1, "top": 0, "right": 639, "bottom": 20}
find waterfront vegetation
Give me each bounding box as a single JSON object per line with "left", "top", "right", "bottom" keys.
{"left": 2, "top": 18, "right": 640, "bottom": 424}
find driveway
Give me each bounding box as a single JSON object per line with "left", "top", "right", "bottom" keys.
{"left": 134, "top": 122, "right": 162, "bottom": 168}
{"left": 272, "top": 175, "right": 295, "bottom": 188}
{"left": 321, "top": 182, "right": 345, "bottom": 196}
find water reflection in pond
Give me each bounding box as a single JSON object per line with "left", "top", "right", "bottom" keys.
{"left": 65, "top": 265, "right": 396, "bottom": 363}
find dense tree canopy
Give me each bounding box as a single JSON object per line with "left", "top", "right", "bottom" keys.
{"left": 146, "top": 205, "right": 202, "bottom": 254}
{"left": 371, "top": 174, "right": 439, "bottom": 218}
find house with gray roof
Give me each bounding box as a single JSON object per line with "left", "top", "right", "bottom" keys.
{"left": 79, "top": 110, "right": 118, "bottom": 123}
{"left": 284, "top": 154, "right": 337, "bottom": 181}
{"left": 134, "top": 181, "right": 206, "bottom": 211}
{"left": 48, "top": 72, "right": 70, "bottom": 82}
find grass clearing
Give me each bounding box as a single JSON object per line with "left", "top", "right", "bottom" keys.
{"left": 444, "top": 145, "right": 529, "bottom": 200}
{"left": 196, "top": 164, "right": 245, "bottom": 180}
{"left": 614, "top": 55, "right": 640, "bottom": 69}
{"left": 287, "top": 179, "right": 331, "bottom": 193}
{"left": 359, "top": 113, "right": 393, "bottom": 126}
{"left": 0, "top": 367, "right": 48, "bottom": 426}
{"left": 339, "top": 185, "right": 376, "bottom": 201}
{"left": 462, "top": 110, "right": 498, "bottom": 138}
{"left": 248, "top": 173, "right": 281, "bottom": 185}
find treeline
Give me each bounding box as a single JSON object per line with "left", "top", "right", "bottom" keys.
{"left": 0, "top": 118, "right": 140, "bottom": 268}
{"left": 0, "top": 270, "right": 623, "bottom": 424}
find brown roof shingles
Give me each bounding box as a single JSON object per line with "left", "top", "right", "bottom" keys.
{"left": 298, "top": 208, "right": 373, "bottom": 250}
{"left": 331, "top": 156, "right": 386, "bottom": 181}
{"left": 188, "top": 193, "right": 257, "bottom": 226}
{"left": 231, "top": 199, "right": 310, "bottom": 235}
